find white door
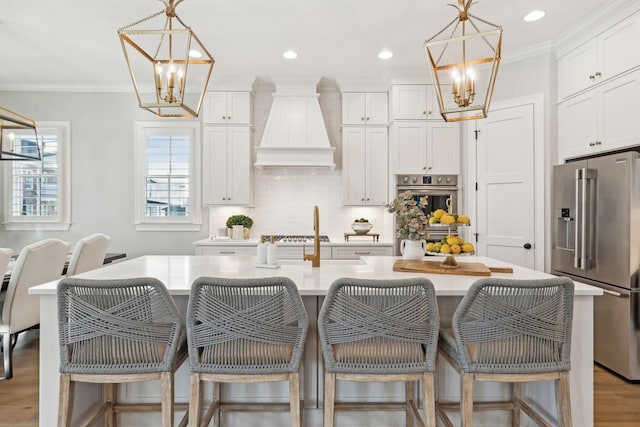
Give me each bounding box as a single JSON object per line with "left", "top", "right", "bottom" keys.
{"left": 475, "top": 102, "right": 536, "bottom": 268}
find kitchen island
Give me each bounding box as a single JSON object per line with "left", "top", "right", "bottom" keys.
{"left": 30, "top": 255, "right": 600, "bottom": 426}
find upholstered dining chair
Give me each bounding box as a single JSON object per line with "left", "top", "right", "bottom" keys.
{"left": 1, "top": 238, "right": 70, "bottom": 380}
{"left": 0, "top": 247, "right": 12, "bottom": 309}
{"left": 186, "top": 276, "right": 309, "bottom": 427}
{"left": 436, "top": 277, "right": 575, "bottom": 427}
{"left": 65, "top": 233, "right": 111, "bottom": 276}
{"left": 57, "top": 277, "right": 188, "bottom": 427}
{"left": 318, "top": 277, "right": 440, "bottom": 427}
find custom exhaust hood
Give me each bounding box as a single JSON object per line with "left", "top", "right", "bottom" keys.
{"left": 254, "top": 80, "right": 335, "bottom": 169}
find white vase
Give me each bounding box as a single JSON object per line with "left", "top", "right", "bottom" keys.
{"left": 400, "top": 239, "right": 426, "bottom": 260}
{"left": 231, "top": 225, "right": 244, "bottom": 240}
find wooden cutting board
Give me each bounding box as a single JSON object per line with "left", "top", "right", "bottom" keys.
{"left": 393, "top": 259, "right": 493, "bottom": 276}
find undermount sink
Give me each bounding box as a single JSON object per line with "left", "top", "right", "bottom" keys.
{"left": 278, "top": 259, "right": 366, "bottom": 266}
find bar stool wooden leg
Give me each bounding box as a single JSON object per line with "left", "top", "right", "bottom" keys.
{"left": 104, "top": 383, "right": 116, "bottom": 427}
{"left": 556, "top": 372, "right": 573, "bottom": 427}
{"left": 423, "top": 372, "right": 436, "bottom": 427}
{"left": 512, "top": 382, "right": 522, "bottom": 427}
{"left": 406, "top": 380, "right": 415, "bottom": 427}
{"left": 58, "top": 374, "right": 74, "bottom": 427}
{"left": 324, "top": 373, "right": 336, "bottom": 427}
{"left": 213, "top": 382, "right": 221, "bottom": 427}
{"left": 460, "top": 373, "right": 473, "bottom": 427}
{"left": 161, "top": 372, "right": 174, "bottom": 427}
{"left": 289, "top": 372, "right": 301, "bottom": 427}
{"left": 189, "top": 373, "right": 201, "bottom": 427}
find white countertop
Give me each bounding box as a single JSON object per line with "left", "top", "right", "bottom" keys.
{"left": 30, "top": 255, "right": 601, "bottom": 297}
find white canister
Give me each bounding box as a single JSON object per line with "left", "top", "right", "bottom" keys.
{"left": 256, "top": 236, "right": 267, "bottom": 264}
{"left": 266, "top": 236, "right": 278, "bottom": 265}
{"left": 231, "top": 225, "right": 244, "bottom": 240}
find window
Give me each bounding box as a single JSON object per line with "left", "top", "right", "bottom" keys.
{"left": 134, "top": 122, "right": 201, "bottom": 231}
{"left": 3, "top": 122, "right": 71, "bottom": 231}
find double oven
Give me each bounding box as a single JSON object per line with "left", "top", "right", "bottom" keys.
{"left": 395, "top": 174, "right": 459, "bottom": 255}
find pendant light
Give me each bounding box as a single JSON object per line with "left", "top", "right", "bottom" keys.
{"left": 424, "top": 0, "right": 502, "bottom": 122}
{"left": 118, "top": 0, "right": 215, "bottom": 118}
{"left": 0, "top": 106, "right": 41, "bottom": 161}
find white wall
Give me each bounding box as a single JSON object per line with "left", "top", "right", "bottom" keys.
{"left": 0, "top": 91, "right": 208, "bottom": 257}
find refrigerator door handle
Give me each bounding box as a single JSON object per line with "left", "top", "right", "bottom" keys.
{"left": 602, "top": 289, "right": 630, "bottom": 298}
{"left": 574, "top": 168, "right": 583, "bottom": 269}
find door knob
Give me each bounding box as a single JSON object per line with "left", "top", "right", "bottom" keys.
{"left": 523, "top": 243, "right": 532, "bottom": 249}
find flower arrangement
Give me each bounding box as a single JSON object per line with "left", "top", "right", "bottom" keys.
{"left": 387, "top": 191, "right": 429, "bottom": 240}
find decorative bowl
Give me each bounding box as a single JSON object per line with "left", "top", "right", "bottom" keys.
{"left": 351, "top": 222, "right": 373, "bottom": 234}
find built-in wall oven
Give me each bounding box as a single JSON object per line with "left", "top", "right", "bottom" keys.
{"left": 395, "top": 174, "right": 459, "bottom": 255}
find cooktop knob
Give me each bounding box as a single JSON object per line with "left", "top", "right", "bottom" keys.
{"left": 402, "top": 176, "right": 409, "bottom": 183}
{"left": 411, "top": 176, "right": 418, "bottom": 184}
{"left": 437, "top": 177, "right": 442, "bottom": 183}
{"left": 446, "top": 177, "right": 451, "bottom": 183}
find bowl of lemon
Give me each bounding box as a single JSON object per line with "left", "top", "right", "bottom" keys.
{"left": 425, "top": 235, "right": 475, "bottom": 256}
{"left": 427, "top": 209, "right": 471, "bottom": 226}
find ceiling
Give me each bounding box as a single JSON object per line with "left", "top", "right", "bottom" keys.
{"left": 0, "top": 0, "right": 619, "bottom": 91}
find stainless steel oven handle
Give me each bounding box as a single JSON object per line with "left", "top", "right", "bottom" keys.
{"left": 602, "top": 289, "right": 629, "bottom": 298}
{"left": 397, "top": 186, "right": 458, "bottom": 192}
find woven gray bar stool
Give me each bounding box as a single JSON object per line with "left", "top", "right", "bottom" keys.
{"left": 318, "top": 277, "right": 439, "bottom": 427}
{"left": 186, "top": 276, "right": 309, "bottom": 427}
{"left": 57, "top": 277, "right": 188, "bottom": 427}
{"left": 437, "top": 277, "right": 574, "bottom": 427}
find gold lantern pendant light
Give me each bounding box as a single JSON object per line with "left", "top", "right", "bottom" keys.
{"left": 0, "top": 106, "right": 41, "bottom": 161}
{"left": 424, "top": 0, "right": 502, "bottom": 122}
{"left": 118, "top": 0, "right": 215, "bottom": 118}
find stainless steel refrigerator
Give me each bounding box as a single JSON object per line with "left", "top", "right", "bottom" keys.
{"left": 552, "top": 150, "right": 640, "bottom": 380}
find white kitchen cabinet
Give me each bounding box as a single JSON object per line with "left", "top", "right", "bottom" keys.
{"left": 202, "top": 126, "right": 252, "bottom": 205}
{"left": 389, "top": 121, "right": 460, "bottom": 175}
{"left": 558, "top": 69, "right": 640, "bottom": 161}
{"left": 342, "top": 127, "right": 388, "bottom": 206}
{"left": 558, "top": 11, "right": 640, "bottom": 100}
{"left": 342, "top": 92, "right": 388, "bottom": 125}
{"left": 331, "top": 245, "right": 393, "bottom": 259}
{"left": 390, "top": 84, "right": 447, "bottom": 121}
{"left": 196, "top": 246, "right": 256, "bottom": 256}
{"left": 202, "top": 91, "right": 252, "bottom": 125}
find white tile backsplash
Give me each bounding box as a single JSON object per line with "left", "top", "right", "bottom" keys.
{"left": 207, "top": 168, "right": 392, "bottom": 240}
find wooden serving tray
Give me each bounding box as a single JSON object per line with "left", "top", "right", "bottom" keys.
{"left": 393, "top": 259, "right": 492, "bottom": 276}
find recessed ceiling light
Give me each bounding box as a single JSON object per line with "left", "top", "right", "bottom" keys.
{"left": 524, "top": 10, "right": 545, "bottom": 22}
{"left": 188, "top": 50, "right": 203, "bottom": 58}
{"left": 378, "top": 50, "right": 393, "bottom": 60}
{"left": 283, "top": 50, "right": 298, "bottom": 59}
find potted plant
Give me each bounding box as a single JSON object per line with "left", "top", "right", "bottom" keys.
{"left": 387, "top": 191, "right": 429, "bottom": 260}
{"left": 226, "top": 214, "right": 254, "bottom": 240}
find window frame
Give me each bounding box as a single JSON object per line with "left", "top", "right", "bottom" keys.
{"left": 133, "top": 121, "right": 202, "bottom": 231}
{"left": 2, "top": 121, "right": 71, "bottom": 231}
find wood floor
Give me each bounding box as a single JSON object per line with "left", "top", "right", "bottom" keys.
{"left": 1, "top": 330, "right": 639, "bottom": 426}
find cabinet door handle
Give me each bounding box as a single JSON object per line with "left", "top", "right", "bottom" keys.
{"left": 361, "top": 198, "right": 365, "bottom": 201}
{"left": 361, "top": 117, "right": 365, "bottom": 121}
{"left": 589, "top": 74, "right": 595, "bottom": 80}
{"left": 228, "top": 116, "right": 231, "bottom": 120}
{"left": 423, "top": 166, "right": 427, "bottom": 170}
{"left": 423, "top": 111, "right": 427, "bottom": 115}
{"left": 222, "top": 115, "right": 226, "bottom": 119}
{"left": 354, "top": 251, "right": 371, "bottom": 255}
{"left": 595, "top": 71, "right": 602, "bottom": 77}
{"left": 428, "top": 166, "right": 432, "bottom": 170}
{"left": 595, "top": 141, "right": 602, "bottom": 145}
{"left": 366, "top": 117, "right": 370, "bottom": 121}
{"left": 219, "top": 251, "right": 236, "bottom": 255}
{"left": 366, "top": 198, "right": 370, "bottom": 201}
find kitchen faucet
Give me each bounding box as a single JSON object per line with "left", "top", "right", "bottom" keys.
{"left": 303, "top": 205, "right": 321, "bottom": 267}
